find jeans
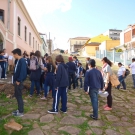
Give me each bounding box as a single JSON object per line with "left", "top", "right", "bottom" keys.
{"left": 106, "top": 82, "right": 112, "bottom": 108}
{"left": 14, "top": 82, "right": 24, "bottom": 113}
{"left": 89, "top": 89, "right": 98, "bottom": 118}
{"left": 53, "top": 87, "right": 67, "bottom": 112}
{"left": 68, "top": 73, "right": 76, "bottom": 89}
{"left": 0, "top": 64, "right": 5, "bottom": 78}
{"left": 132, "top": 74, "right": 135, "bottom": 88}
{"left": 44, "top": 82, "right": 54, "bottom": 98}
{"left": 76, "top": 77, "right": 83, "bottom": 88}
{"left": 4, "top": 62, "right": 8, "bottom": 75}
{"left": 30, "top": 80, "right": 40, "bottom": 95}
{"left": 117, "top": 75, "right": 126, "bottom": 89}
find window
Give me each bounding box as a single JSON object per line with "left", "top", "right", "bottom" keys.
{"left": 24, "top": 26, "right": 27, "bottom": 42}
{"left": 29, "top": 33, "right": 31, "bottom": 46}
{"left": 0, "top": 9, "right": 4, "bottom": 23}
{"left": 18, "top": 17, "right": 21, "bottom": 36}
{"left": 33, "top": 37, "right": 34, "bottom": 49}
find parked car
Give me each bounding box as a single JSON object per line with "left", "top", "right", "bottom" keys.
{"left": 70, "top": 52, "right": 80, "bottom": 56}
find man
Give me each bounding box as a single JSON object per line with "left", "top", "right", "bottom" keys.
{"left": 84, "top": 59, "right": 104, "bottom": 120}
{"left": 66, "top": 57, "right": 76, "bottom": 90}
{"left": 12, "top": 48, "right": 27, "bottom": 117}
{"left": 129, "top": 58, "right": 135, "bottom": 89}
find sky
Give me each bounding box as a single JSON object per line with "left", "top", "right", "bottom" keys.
{"left": 23, "top": 0, "right": 135, "bottom": 50}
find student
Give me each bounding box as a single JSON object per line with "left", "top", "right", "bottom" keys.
{"left": 86, "top": 57, "right": 91, "bottom": 71}
{"left": 66, "top": 57, "right": 76, "bottom": 90}
{"left": 48, "top": 55, "right": 69, "bottom": 114}
{"left": 29, "top": 51, "right": 43, "bottom": 97}
{"left": 0, "top": 50, "right": 7, "bottom": 79}
{"left": 84, "top": 59, "right": 104, "bottom": 120}
{"left": 117, "top": 62, "right": 126, "bottom": 90}
{"left": 102, "top": 57, "right": 113, "bottom": 111}
{"left": 129, "top": 58, "right": 135, "bottom": 89}
{"left": 3, "top": 49, "right": 8, "bottom": 76}
{"left": 12, "top": 48, "right": 27, "bottom": 117}
{"left": 73, "top": 56, "right": 79, "bottom": 67}
{"left": 76, "top": 62, "right": 83, "bottom": 89}
{"left": 41, "top": 56, "right": 56, "bottom": 100}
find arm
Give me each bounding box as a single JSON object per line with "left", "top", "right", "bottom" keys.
{"left": 84, "top": 71, "right": 89, "bottom": 92}
{"left": 100, "top": 72, "right": 104, "bottom": 90}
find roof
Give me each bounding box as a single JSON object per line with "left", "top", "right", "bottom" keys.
{"left": 81, "top": 42, "right": 100, "bottom": 49}
{"left": 69, "top": 37, "right": 90, "bottom": 41}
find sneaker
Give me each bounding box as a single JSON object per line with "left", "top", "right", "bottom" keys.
{"left": 104, "top": 107, "right": 112, "bottom": 111}
{"left": 60, "top": 109, "right": 67, "bottom": 113}
{"left": 90, "top": 114, "right": 98, "bottom": 120}
{"left": 40, "top": 97, "right": 47, "bottom": 100}
{"left": 1, "top": 78, "right": 4, "bottom": 79}
{"left": 12, "top": 110, "right": 19, "bottom": 115}
{"left": 13, "top": 112, "right": 24, "bottom": 117}
{"left": 103, "top": 104, "right": 108, "bottom": 108}
{"left": 47, "top": 109, "right": 58, "bottom": 114}
{"left": 28, "top": 94, "right": 32, "bottom": 98}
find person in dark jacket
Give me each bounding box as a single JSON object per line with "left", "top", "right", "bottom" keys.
{"left": 29, "top": 51, "right": 43, "bottom": 97}
{"left": 84, "top": 59, "right": 104, "bottom": 120}
{"left": 41, "top": 56, "right": 56, "bottom": 100}
{"left": 12, "top": 48, "right": 27, "bottom": 117}
{"left": 66, "top": 57, "right": 76, "bottom": 90}
{"left": 48, "top": 55, "right": 69, "bottom": 114}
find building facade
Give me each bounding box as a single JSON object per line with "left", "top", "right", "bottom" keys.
{"left": 0, "top": 0, "right": 43, "bottom": 56}
{"left": 68, "top": 37, "right": 89, "bottom": 52}
{"left": 103, "top": 29, "right": 122, "bottom": 40}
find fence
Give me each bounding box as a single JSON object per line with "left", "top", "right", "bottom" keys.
{"left": 96, "top": 49, "right": 135, "bottom": 65}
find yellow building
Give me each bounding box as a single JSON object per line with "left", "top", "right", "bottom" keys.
{"left": 99, "top": 40, "right": 120, "bottom": 51}
{"left": 80, "top": 34, "right": 112, "bottom": 56}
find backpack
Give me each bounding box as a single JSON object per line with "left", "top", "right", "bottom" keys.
{"left": 29, "top": 57, "right": 39, "bottom": 70}
{"left": 125, "top": 69, "right": 130, "bottom": 76}
{"left": 109, "top": 73, "right": 120, "bottom": 87}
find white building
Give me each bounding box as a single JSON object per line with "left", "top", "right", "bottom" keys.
{"left": 103, "top": 29, "right": 122, "bottom": 40}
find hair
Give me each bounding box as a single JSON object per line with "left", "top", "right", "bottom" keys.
{"left": 12, "top": 48, "right": 21, "bottom": 56}
{"left": 118, "top": 62, "right": 123, "bottom": 66}
{"left": 56, "top": 55, "right": 64, "bottom": 63}
{"left": 30, "top": 52, "right": 35, "bottom": 57}
{"left": 89, "top": 59, "right": 96, "bottom": 67}
{"left": 44, "top": 53, "right": 48, "bottom": 57}
{"left": 73, "top": 56, "right": 77, "bottom": 59}
{"left": 3, "top": 49, "right": 6, "bottom": 51}
{"left": 46, "top": 56, "right": 56, "bottom": 68}
{"left": 86, "top": 57, "right": 90, "bottom": 61}
{"left": 0, "top": 50, "right": 4, "bottom": 54}
{"left": 132, "top": 58, "right": 135, "bottom": 62}
{"left": 35, "top": 50, "right": 41, "bottom": 61}
{"left": 78, "top": 62, "right": 82, "bottom": 66}
{"left": 102, "top": 57, "right": 113, "bottom": 67}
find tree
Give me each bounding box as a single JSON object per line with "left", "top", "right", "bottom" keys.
{"left": 116, "top": 49, "right": 123, "bottom": 52}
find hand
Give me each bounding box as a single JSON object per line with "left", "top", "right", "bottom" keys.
{"left": 55, "top": 88, "right": 58, "bottom": 91}
{"left": 104, "top": 84, "right": 108, "bottom": 90}
{"left": 122, "top": 74, "right": 125, "bottom": 77}
{"left": 16, "top": 81, "right": 20, "bottom": 85}
{"left": 85, "top": 92, "right": 89, "bottom": 95}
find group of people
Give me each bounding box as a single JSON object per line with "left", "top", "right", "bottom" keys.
{"left": 3, "top": 47, "right": 134, "bottom": 120}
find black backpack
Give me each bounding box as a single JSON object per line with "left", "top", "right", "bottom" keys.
{"left": 125, "top": 69, "right": 130, "bottom": 76}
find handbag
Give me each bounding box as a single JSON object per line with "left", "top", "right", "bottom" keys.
{"left": 109, "top": 73, "right": 120, "bottom": 87}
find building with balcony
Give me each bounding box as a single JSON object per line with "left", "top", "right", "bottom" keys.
{"left": 68, "top": 37, "right": 89, "bottom": 53}
{"left": 103, "top": 29, "right": 122, "bottom": 40}
{"left": 0, "top": 0, "right": 43, "bottom": 56}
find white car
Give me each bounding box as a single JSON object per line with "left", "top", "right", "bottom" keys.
{"left": 70, "top": 52, "right": 80, "bottom": 56}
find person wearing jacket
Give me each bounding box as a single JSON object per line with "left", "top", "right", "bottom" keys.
{"left": 66, "top": 57, "right": 76, "bottom": 90}
{"left": 84, "top": 59, "right": 104, "bottom": 120}
{"left": 29, "top": 51, "right": 43, "bottom": 97}
{"left": 41, "top": 56, "right": 56, "bottom": 100}
{"left": 12, "top": 48, "right": 27, "bottom": 117}
{"left": 48, "top": 55, "right": 69, "bottom": 114}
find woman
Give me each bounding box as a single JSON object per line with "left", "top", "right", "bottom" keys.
{"left": 86, "top": 57, "right": 90, "bottom": 71}
{"left": 102, "top": 57, "right": 113, "bottom": 111}
{"left": 29, "top": 51, "right": 43, "bottom": 97}
{"left": 23, "top": 51, "right": 28, "bottom": 58}
{"left": 48, "top": 55, "right": 69, "bottom": 113}
{"left": 117, "top": 62, "right": 126, "bottom": 90}
{"left": 41, "top": 56, "right": 56, "bottom": 100}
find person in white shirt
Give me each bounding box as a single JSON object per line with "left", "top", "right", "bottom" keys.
{"left": 117, "top": 62, "right": 126, "bottom": 90}
{"left": 129, "top": 58, "right": 135, "bottom": 88}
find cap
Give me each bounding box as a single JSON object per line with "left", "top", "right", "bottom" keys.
{"left": 69, "top": 57, "right": 73, "bottom": 61}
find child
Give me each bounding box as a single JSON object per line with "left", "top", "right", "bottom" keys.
{"left": 48, "top": 55, "right": 69, "bottom": 113}
{"left": 12, "top": 48, "right": 27, "bottom": 117}
{"left": 73, "top": 56, "right": 79, "bottom": 67}
{"left": 76, "top": 62, "right": 83, "bottom": 89}
{"left": 0, "top": 50, "right": 7, "bottom": 79}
